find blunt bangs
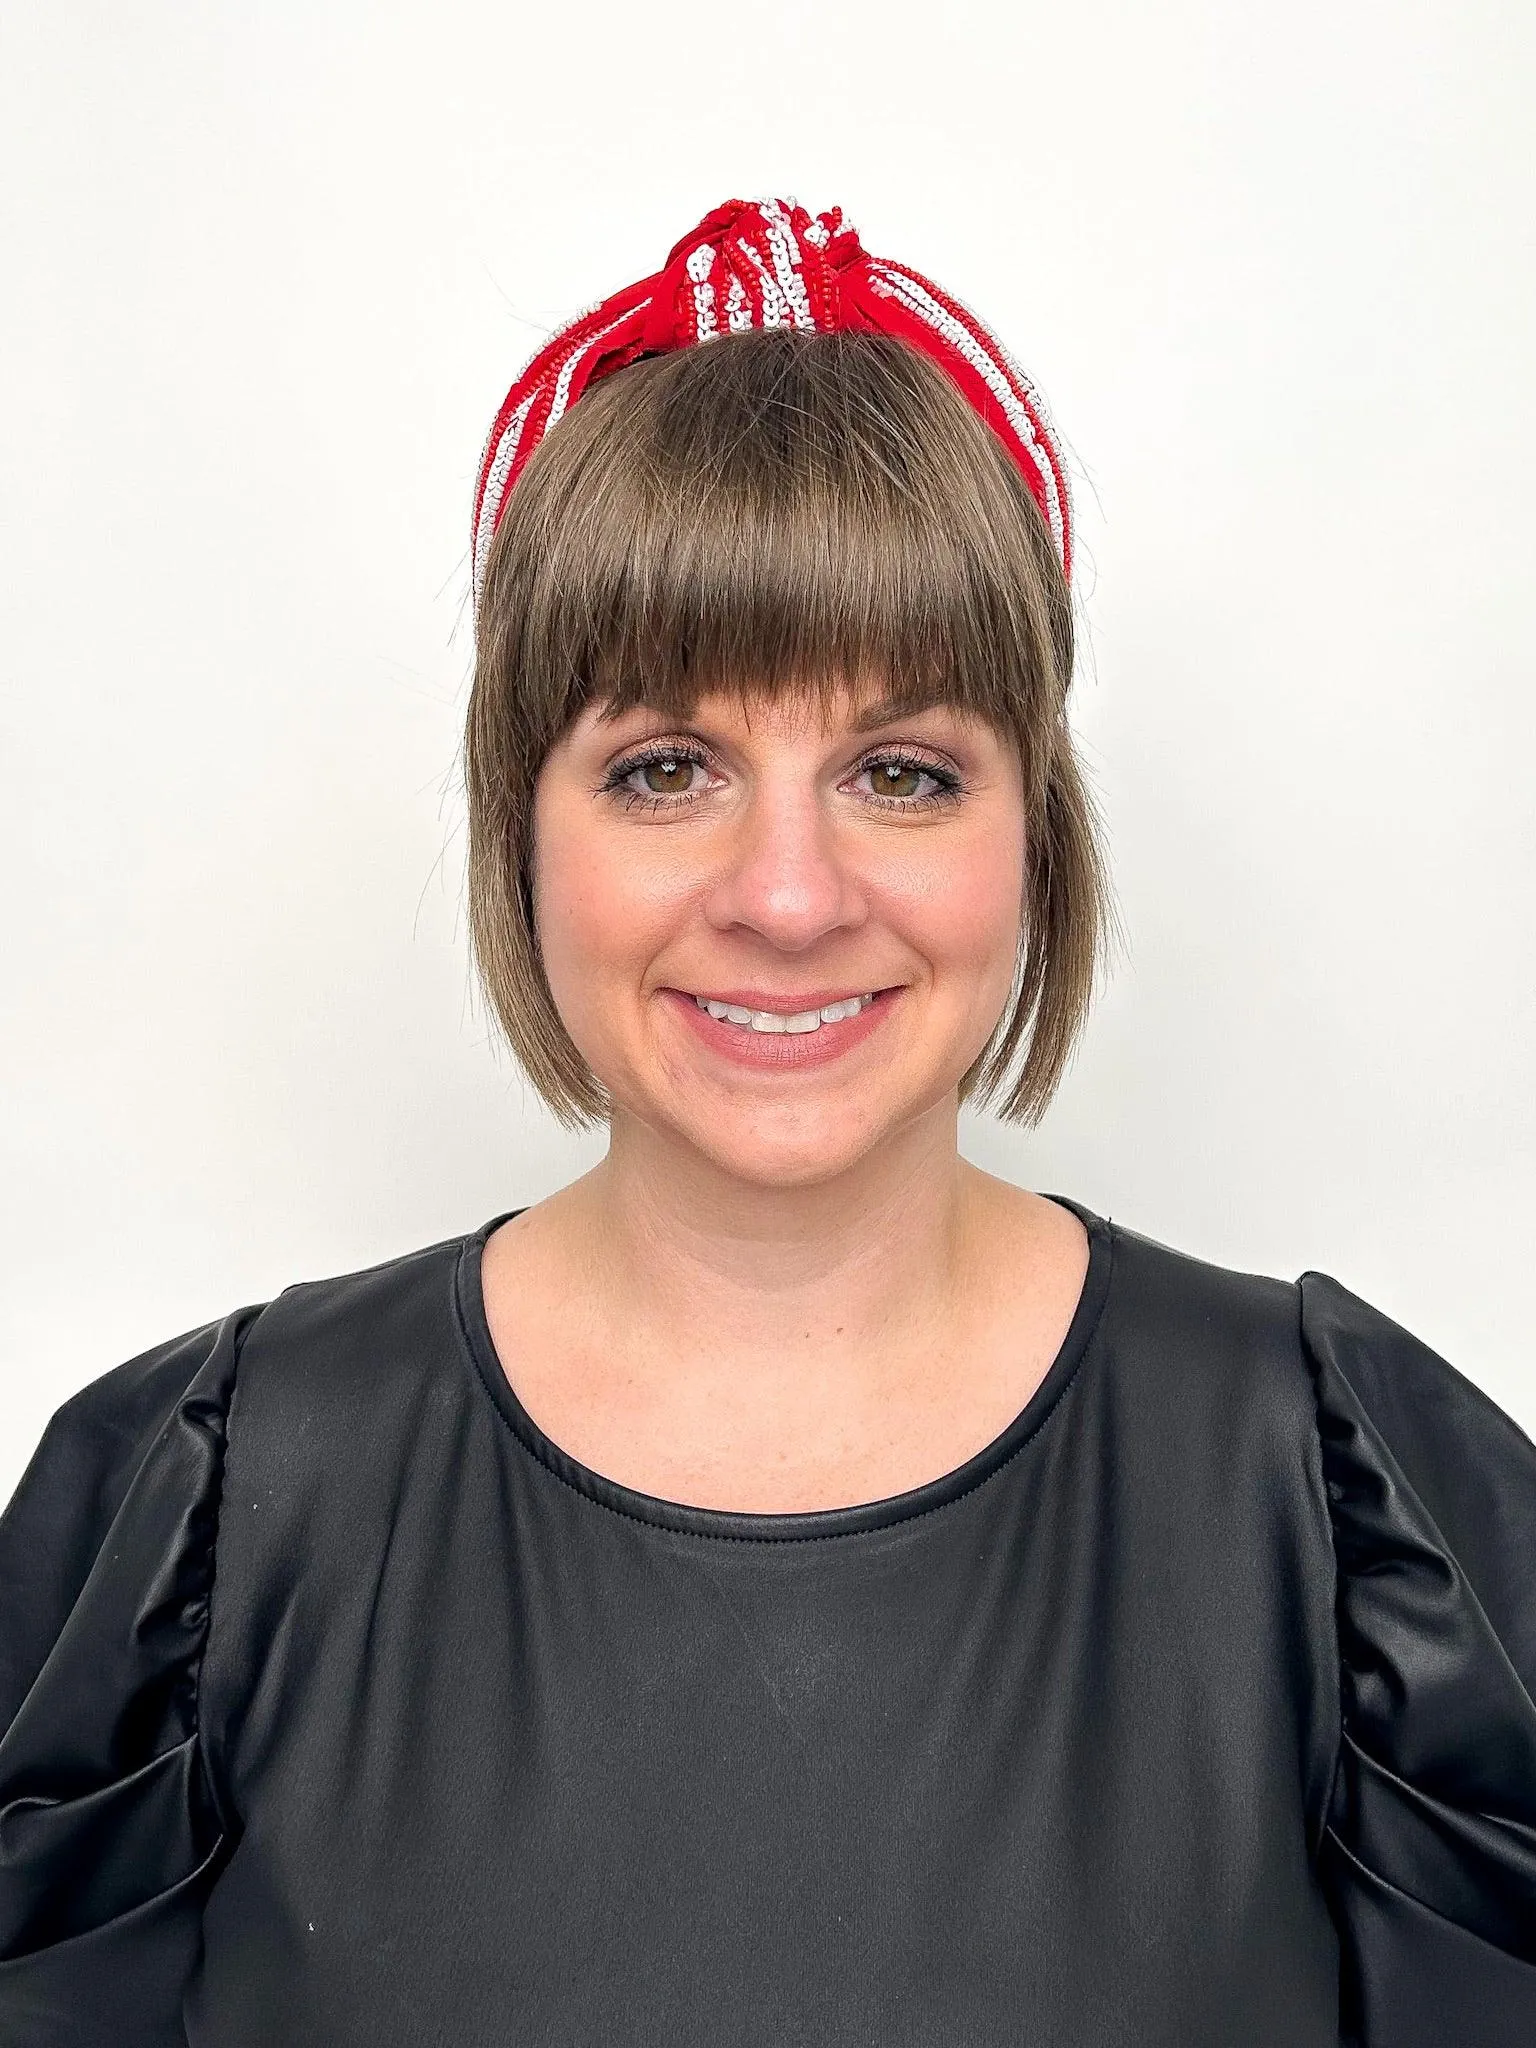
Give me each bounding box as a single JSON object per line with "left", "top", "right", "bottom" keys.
{"left": 475, "top": 330, "right": 1071, "bottom": 766}
{"left": 465, "top": 328, "right": 1113, "bottom": 1129}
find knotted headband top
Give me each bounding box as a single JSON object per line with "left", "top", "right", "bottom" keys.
{"left": 470, "top": 196, "right": 1073, "bottom": 610}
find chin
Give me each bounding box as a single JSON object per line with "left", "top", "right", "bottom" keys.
{"left": 691, "top": 1139, "right": 879, "bottom": 1192}
{"left": 662, "top": 1096, "right": 926, "bottom": 1191}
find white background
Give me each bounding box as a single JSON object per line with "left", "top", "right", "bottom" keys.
{"left": 3, "top": 0, "right": 1533, "bottom": 1504}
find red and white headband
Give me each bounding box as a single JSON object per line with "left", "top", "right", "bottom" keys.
{"left": 471, "top": 197, "right": 1073, "bottom": 609}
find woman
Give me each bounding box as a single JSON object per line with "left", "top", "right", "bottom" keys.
{"left": 2, "top": 198, "right": 1533, "bottom": 2047}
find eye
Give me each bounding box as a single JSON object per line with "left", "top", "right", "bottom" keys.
{"left": 854, "top": 750, "right": 965, "bottom": 813}
{"left": 596, "top": 741, "right": 966, "bottom": 816}
{"left": 599, "top": 743, "right": 713, "bottom": 812}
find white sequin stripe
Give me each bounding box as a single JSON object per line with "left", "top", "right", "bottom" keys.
{"left": 867, "top": 263, "right": 1069, "bottom": 564}
{"left": 686, "top": 243, "right": 718, "bottom": 341}
{"left": 472, "top": 388, "right": 540, "bottom": 603}
{"left": 725, "top": 274, "right": 753, "bottom": 332}
{"left": 757, "top": 199, "right": 816, "bottom": 330}
{"left": 734, "top": 239, "right": 794, "bottom": 327}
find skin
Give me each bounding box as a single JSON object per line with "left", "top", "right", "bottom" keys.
{"left": 478, "top": 680, "right": 1091, "bottom": 1513}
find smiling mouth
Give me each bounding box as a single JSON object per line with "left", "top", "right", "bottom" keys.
{"left": 687, "top": 992, "right": 880, "bottom": 1035}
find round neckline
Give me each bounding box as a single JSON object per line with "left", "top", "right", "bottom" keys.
{"left": 451, "top": 1192, "right": 1115, "bottom": 1543}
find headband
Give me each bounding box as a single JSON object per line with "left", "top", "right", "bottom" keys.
{"left": 471, "top": 197, "right": 1073, "bottom": 609}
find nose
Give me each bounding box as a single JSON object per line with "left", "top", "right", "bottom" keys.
{"left": 700, "top": 778, "right": 868, "bottom": 951}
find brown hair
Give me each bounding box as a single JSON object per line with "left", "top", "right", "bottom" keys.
{"left": 463, "top": 328, "right": 1114, "bottom": 1129}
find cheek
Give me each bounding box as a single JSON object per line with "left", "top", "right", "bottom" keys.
{"left": 532, "top": 793, "right": 686, "bottom": 996}
{"left": 880, "top": 827, "right": 1026, "bottom": 978}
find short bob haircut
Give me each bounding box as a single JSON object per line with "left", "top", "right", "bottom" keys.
{"left": 464, "top": 328, "right": 1113, "bottom": 1130}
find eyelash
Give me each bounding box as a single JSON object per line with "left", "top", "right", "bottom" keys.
{"left": 598, "top": 742, "right": 967, "bottom": 816}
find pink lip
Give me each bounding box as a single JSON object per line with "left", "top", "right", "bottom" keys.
{"left": 661, "top": 985, "right": 899, "bottom": 1071}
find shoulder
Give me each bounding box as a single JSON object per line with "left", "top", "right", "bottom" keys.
{"left": 4, "top": 1310, "right": 251, "bottom": 1557}
{"left": 1093, "top": 1201, "right": 1532, "bottom": 1464}
{"left": 1066, "top": 1212, "right": 1336, "bottom": 1566}
{"left": 199, "top": 1221, "right": 510, "bottom": 1794}
{"left": 206, "top": 1218, "right": 494, "bottom": 1608}
{"left": 1089, "top": 1207, "right": 1309, "bottom": 1424}
{"left": 1297, "top": 1263, "right": 1534, "bottom": 1476}
{"left": 226, "top": 1217, "right": 476, "bottom": 1453}
{"left": 2, "top": 1216, "right": 483, "bottom": 1712}
{"left": 1099, "top": 1208, "right": 1299, "bottom": 1332}
{"left": 1093, "top": 1210, "right": 1535, "bottom": 1551}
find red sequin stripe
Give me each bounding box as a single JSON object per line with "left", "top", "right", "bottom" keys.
{"left": 732, "top": 225, "right": 767, "bottom": 327}
{"left": 794, "top": 207, "right": 838, "bottom": 330}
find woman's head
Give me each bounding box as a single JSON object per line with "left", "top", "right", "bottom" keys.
{"left": 464, "top": 326, "right": 1111, "bottom": 1184}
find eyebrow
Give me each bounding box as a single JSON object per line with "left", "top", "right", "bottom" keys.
{"left": 850, "top": 692, "right": 954, "bottom": 732}
{"left": 593, "top": 690, "right": 959, "bottom": 735}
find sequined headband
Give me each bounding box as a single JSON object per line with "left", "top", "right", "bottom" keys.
{"left": 470, "top": 196, "right": 1073, "bottom": 609}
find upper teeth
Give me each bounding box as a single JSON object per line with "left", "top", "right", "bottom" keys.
{"left": 693, "top": 993, "right": 876, "bottom": 1033}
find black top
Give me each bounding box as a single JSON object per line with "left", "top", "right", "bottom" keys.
{"left": 2, "top": 1195, "right": 1535, "bottom": 2047}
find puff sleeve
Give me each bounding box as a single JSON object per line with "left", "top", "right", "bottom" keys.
{"left": 0, "top": 1303, "right": 267, "bottom": 2046}
{"left": 1303, "top": 1271, "right": 1536, "bottom": 2046}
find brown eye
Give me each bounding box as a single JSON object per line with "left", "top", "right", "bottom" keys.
{"left": 867, "top": 761, "right": 923, "bottom": 800}
{"left": 601, "top": 745, "right": 712, "bottom": 810}
{"left": 640, "top": 756, "right": 695, "bottom": 794}
{"left": 853, "top": 752, "right": 966, "bottom": 814}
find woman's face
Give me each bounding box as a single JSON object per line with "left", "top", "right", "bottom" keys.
{"left": 531, "top": 682, "right": 1027, "bottom": 1187}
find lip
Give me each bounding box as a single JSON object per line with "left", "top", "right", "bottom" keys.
{"left": 660, "top": 984, "right": 901, "bottom": 1071}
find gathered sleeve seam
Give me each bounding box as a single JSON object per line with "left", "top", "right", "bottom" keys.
{"left": 191, "top": 1297, "right": 276, "bottom": 1845}
{"left": 1296, "top": 1271, "right": 1347, "bottom": 1868}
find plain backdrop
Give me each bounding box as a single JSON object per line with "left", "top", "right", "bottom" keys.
{"left": 2, "top": 0, "right": 1533, "bottom": 1505}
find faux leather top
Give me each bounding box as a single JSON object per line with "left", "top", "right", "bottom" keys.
{"left": 2, "top": 1195, "right": 1534, "bottom": 2045}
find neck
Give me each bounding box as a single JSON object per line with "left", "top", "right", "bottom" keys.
{"left": 480, "top": 1124, "right": 1086, "bottom": 1515}
{"left": 565, "top": 1106, "right": 979, "bottom": 1379}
